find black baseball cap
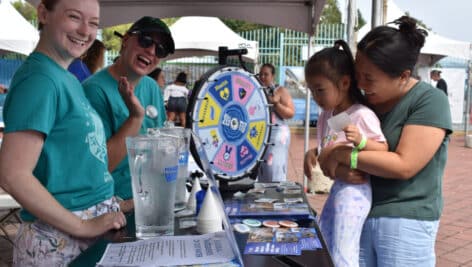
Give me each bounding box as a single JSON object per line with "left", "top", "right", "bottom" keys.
{"left": 123, "top": 16, "right": 175, "bottom": 55}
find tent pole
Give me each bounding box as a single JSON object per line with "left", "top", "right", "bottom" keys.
{"left": 346, "top": 0, "right": 357, "bottom": 50}
{"left": 465, "top": 58, "right": 472, "bottom": 147}
{"left": 371, "top": 0, "right": 384, "bottom": 28}
{"left": 303, "top": 35, "right": 313, "bottom": 192}
{"left": 303, "top": 1, "right": 318, "bottom": 192}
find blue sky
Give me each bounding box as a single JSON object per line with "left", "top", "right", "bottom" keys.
{"left": 352, "top": 0, "right": 472, "bottom": 43}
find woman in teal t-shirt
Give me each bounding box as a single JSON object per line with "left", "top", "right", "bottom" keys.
{"left": 83, "top": 16, "right": 174, "bottom": 211}
{"left": 305, "top": 16, "right": 452, "bottom": 267}
{"left": 0, "top": 0, "right": 125, "bottom": 265}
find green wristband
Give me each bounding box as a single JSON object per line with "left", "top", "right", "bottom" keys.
{"left": 356, "top": 136, "right": 367, "bottom": 150}
{"left": 350, "top": 148, "right": 359, "bottom": 169}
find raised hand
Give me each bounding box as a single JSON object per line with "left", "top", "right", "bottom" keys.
{"left": 118, "top": 76, "right": 145, "bottom": 119}
{"left": 318, "top": 142, "right": 351, "bottom": 177}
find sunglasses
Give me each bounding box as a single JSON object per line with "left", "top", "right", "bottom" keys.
{"left": 114, "top": 31, "right": 169, "bottom": 58}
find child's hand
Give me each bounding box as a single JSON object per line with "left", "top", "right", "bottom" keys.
{"left": 304, "top": 148, "right": 318, "bottom": 180}
{"left": 343, "top": 124, "right": 362, "bottom": 146}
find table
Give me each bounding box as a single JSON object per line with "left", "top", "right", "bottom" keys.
{"left": 70, "top": 183, "right": 334, "bottom": 267}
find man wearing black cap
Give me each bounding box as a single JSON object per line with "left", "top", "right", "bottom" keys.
{"left": 83, "top": 17, "right": 175, "bottom": 212}
{"left": 430, "top": 70, "right": 448, "bottom": 95}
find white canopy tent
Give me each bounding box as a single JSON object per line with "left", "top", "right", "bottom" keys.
{"left": 357, "top": 0, "right": 472, "bottom": 65}
{"left": 358, "top": 0, "right": 472, "bottom": 132}
{"left": 0, "top": 0, "right": 39, "bottom": 55}
{"left": 166, "top": 16, "right": 258, "bottom": 63}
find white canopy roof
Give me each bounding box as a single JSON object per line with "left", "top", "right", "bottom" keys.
{"left": 357, "top": 0, "right": 471, "bottom": 65}
{"left": 166, "top": 16, "right": 258, "bottom": 63}
{"left": 26, "top": 0, "right": 325, "bottom": 35}
{"left": 0, "top": 0, "right": 39, "bottom": 55}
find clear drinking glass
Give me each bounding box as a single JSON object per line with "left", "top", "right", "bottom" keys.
{"left": 158, "top": 127, "right": 191, "bottom": 211}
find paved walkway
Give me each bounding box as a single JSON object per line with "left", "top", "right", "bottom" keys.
{"left": 0, "top": 131, "right": 471, "bottom": 266}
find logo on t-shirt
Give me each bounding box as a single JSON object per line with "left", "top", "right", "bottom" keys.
{"left": 83, "top": 102, "right": 107, "bottom": 164}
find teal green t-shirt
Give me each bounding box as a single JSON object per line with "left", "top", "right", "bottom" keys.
{"left": 370, "top": 81, "right": 452, "bottom": 220}
{"left": 83, "top": 68, "right": 167, "bottom": 199}
{"left": 3, "top": 52, "right": 114, "bottom": 221}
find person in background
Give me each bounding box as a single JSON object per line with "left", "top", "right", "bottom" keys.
{"left": 306, "top": 16, "right": 452, "bottom": 267}
{"left": 304, "top": 40, "right": 388, "bottom": 267}
{"left": 68, "top": 57, "right": 91, "bottom": 82}
{"left": 0, "top": 84, "right": 7, "bottom": 94}
{"left": 0, "top": 0, "right": 126, "bottom": 265}
{"left": 83, "top": 16, "right": 174, "bottom": 212}
{"left": 257, "top": 63, "right": 295, "bottom": 182}
{"left": 68, "top": 39, "right": 105, "bottom": 81}
{"left": 83, "top": 39, "right": 106, "bottom": 75}
{"left": 430, "top": 69, "right": 448, "bottom": 95}
{"left": 163, "top": 71, "right": 189, "bottom": 126}
{"left": 148, "top": 67, "right": 166, "bottom": 91}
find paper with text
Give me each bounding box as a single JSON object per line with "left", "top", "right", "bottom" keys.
{"left": 97, "top": 232, "right": 235, "bottom": 267}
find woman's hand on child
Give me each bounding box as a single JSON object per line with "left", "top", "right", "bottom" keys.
{"left": 335, "top": 165, "right": 369, "bottom": 184}
{"left": 318, "top": 142, "right": 351, "bottom": 177}
{"left": 343, "top": 124, "right": 362, "bottom": 146}
{"left": 304, "top": 148, "right": 317, "bottom": 180}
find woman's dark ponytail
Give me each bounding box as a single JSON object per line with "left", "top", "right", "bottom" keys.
{"left": 358, "top": 16, "right": 428, "bottom": 78}
{"left": 393, "top": 16, "right": 427, "bottom": 51}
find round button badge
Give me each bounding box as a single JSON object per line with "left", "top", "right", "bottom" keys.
{"left": 242, "top": 219, "right": 262, "bottom": 228}
{"left": 233, "top": 223, "right": 251, "bottom": 234}
{"left": 146, "top": 105, "right": 158, "bottom": 119}
{"left": 279, "top": 220, "right": 298, "bottom": 228}
{"left": 262, "top": 220, "right": 280, "bottom": 228}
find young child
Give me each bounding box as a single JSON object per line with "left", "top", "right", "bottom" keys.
{"left": 304, "top": 40, "right": 388, "bottom": 267}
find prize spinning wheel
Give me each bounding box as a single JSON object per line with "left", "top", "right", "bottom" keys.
{"left": 187, "top": 66, "right": 272, "bottom": 182}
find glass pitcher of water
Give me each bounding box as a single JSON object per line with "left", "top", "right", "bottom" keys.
{"left": 126, "top": 134, "right": 180, "bottom": 239}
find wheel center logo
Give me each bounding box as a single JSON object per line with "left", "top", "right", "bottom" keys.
{"left": 221, "top": 104, "right": 248, "bottom": 143}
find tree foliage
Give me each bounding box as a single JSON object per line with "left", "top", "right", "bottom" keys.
{"left": 101, "top": 18, "right": 178, "bottom": 51}
{"left": 101, "top": 24, "right": 131, "bottom": 51}
{"left": 356, "top": 9, "right": 366, "bottom": 31}
{"left": 221, "top": 19, "right": 268, "bottom": 32}
{"left": 320, "top": 0, "right": 342, "bottom": 24}
{"left": 321, "top": 0, "right": 366, "bottom": 30}
{"left": 12, "top": 1, "right": 37, "bottom": 24}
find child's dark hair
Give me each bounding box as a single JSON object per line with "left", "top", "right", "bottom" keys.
{"left": 305, "top": 39, "right": 365, "bottom": 105}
